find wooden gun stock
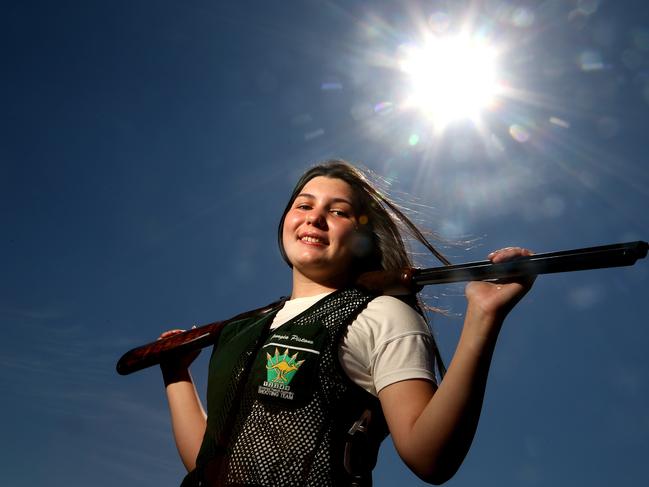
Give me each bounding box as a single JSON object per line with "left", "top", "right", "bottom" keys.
{"left": 116, "top": 299, "right": 285, "bottom": 375}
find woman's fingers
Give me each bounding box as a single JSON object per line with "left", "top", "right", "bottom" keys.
{"left": 487, "top": 246, "right": 536, "bottom": 289}
{"left": 465, "top": 246, "right": 537, "bottom": 318}
{"left": 158, "top": 329, "right": 186, "bottom": 340}
{"left": 487, "top": 246, "right": 533, "bottom": 264}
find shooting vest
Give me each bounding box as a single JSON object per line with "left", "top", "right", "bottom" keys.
{"left": 184, "top": 288, "right": 388, "bottom": 487}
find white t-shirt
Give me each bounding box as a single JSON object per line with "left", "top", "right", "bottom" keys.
{"left": 270, "top": 293, "right": 437, "bottom": 397}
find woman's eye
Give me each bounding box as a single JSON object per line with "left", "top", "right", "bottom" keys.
{"left": 296, "top": 203, "right": 311, "bottom": 210}
{"left": 330, "top": 209, "right": 349, "bottom": 217}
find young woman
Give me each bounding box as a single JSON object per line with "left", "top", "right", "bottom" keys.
{"left": 160, "top": 160, "right": 535, "bottom": 486}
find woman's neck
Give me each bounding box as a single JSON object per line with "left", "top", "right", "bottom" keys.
{"left": 290, "top": 279, "right": 337, "bottom": 299}
{"left": 290, "top": 269, "right": 349, "bottom": 299}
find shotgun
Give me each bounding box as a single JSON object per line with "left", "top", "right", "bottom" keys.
{"left": 116, "top": 240, "right": 647, "bottom": 376}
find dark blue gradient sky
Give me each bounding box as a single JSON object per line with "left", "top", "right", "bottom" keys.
{"left": 1, "top": 1, "right": 648, "bottom": 486}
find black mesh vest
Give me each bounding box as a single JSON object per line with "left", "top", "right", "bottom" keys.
{"left": 185, "top": 288, "right": 389, "bottom": 487}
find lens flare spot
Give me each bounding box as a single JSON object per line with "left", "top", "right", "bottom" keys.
{"left": 549, "top": 116, "right": 570, "bottom": 128}
{"left": 408, "top": 134, "right": 420, "bottom": 146}
{"left": 351, "top": 233, "right": 373, "bottom": 257}
{"left": 509, "top": 124, "right": 530, "bottom": 143}
{"left": 428, "top": 11, "right": 451, "bottom": 34}
{"left": 291, "top": 113, "right": 312, "bottom": 126}
{"left": 374, "top": 101, "right": 393, "bottom": 114}
{"left": 321, "top": 82, "right": 343, "bottom": 91}
{"left": 577, "top": 0, "right": 600, "bottom": 16}
{"left": 578, "top": 50, "right": 604, "bottom": 71}
{"left": 304, "top": 128, "right": 325, "bottom": 141}
{"left": 511, "top": 7, "right": 535, "bottom": 28}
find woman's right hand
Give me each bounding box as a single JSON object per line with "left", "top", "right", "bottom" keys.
{"left": 158, "top": 329, "right": 202, "bottom": 380}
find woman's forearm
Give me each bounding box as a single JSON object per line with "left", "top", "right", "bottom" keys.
{"left": 392, "top": 306, "right": 503, "bottom": 484}
{"left": 163, "top": 368, "right": 208, "bottom": 472}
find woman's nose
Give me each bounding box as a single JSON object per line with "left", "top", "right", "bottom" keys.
{"left": 306, "top": 211, "right": 326, "bottom": 228}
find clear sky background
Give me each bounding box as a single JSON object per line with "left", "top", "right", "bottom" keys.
{"left": 2, "top": 1, "right": 648, "bottom": 486}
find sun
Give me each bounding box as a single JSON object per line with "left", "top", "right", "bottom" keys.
{"left": 399, "top": 34, "right": 501, "bottom": 130}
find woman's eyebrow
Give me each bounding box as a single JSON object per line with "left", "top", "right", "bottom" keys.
{"left": 296, "top": 193, "right": 353, "bottom": 206}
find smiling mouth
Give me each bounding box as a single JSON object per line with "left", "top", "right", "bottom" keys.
{"left": 300, "top": 235, "right": 328, "bottom": 245}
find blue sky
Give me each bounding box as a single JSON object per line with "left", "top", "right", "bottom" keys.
{"left": 1, "top": 1, "right": 648, "bottom": 486}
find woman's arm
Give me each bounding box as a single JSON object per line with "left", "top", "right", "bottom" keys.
{"left": 159, "top": 330, "right": 208, "bottom": 472}
{"left": 378, "top": 247, "right": 535, "bottom": 484}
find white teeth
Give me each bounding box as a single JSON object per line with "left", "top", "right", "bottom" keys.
{"left": 301, "top": 236, "right": 324, "bottom": 244}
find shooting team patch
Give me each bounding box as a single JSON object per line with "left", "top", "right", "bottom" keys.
{"left": 258, "top": 347, "right": 305, "bottom": 400}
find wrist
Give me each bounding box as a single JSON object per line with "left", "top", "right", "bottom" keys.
{"left": 161, "top": 363, "right": 192, "bottom": 387}
{"left": 462, "top": 304, "right": 504, "bottom": 351}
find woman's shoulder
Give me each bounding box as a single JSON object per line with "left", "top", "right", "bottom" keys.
{"left": 355, "top": 294, "right": 431, "bottom": 337}
{"left": 367, "top": 294, "right": 424, "bottom": 315}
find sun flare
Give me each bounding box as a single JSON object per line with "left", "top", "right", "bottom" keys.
{"left": 400, "top": 34, "right": 500, "bottom": 129}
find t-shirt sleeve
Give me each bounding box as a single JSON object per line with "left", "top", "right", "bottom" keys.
{"left": 339, "top": 295, "right": 437, "bottom": 397}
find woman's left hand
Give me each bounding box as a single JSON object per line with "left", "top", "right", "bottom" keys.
{"left": 465, "top": 246, "right": 536, "bottom": 322}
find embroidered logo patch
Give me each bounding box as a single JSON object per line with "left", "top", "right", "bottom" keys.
{"left": 257, "top": 348, "right": 305, "bottom": 401}
{"left": 266, "top": 348, "right": 304, "bottom": 385}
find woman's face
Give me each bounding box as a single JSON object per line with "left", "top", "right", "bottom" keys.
{"left": 282, "top": 176, "right": 359, "bottom": 284}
